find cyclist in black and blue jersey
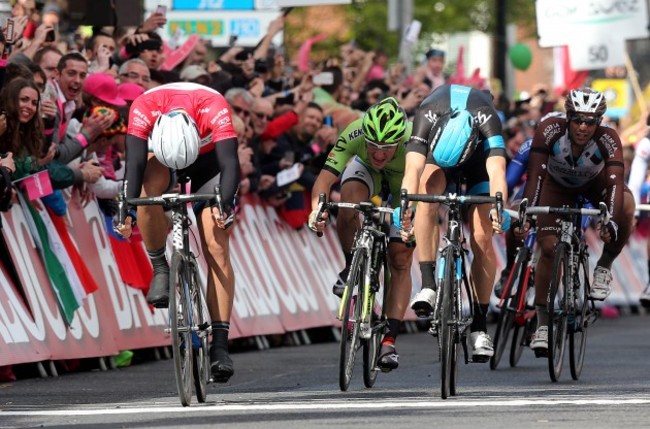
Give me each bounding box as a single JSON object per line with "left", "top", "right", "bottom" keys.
{"left": 397, "top": 83, "right": 508, "bottom": 362}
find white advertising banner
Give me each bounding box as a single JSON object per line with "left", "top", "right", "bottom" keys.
{"left": 568, "top": 35, "right": 627, "bottom": 70}
{"left": 164, "top": 10, "right": 281, "bottom": 47}
{"left": 536, "top": 0, "right": 650, "bottom": 48}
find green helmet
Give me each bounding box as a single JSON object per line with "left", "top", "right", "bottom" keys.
{"left": 362, "top": 97, "right": 408, "bottom": 144}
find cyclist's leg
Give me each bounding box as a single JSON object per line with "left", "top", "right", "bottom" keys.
{"left": 191, "top": 159, "right": 236, "bottom": 382}
{"left": 378, "top": 239, "right": 415, "bottom": 370}
{"left": 138, "top": 155, "right": 174, "bottom": 307}
{"left": 586, "top": 184, "right": 635, "bottom": 300}
{"left": 334, "top": 159, "right": 373, "bottom": 295}
{"left": 410, "top": 163, "right": 445, "bottom": 315}
{"left": 530, "top": 180, "right": 573, "bottom": 352}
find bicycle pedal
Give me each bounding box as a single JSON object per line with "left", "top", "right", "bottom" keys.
{"left": 533, "top": 349, "right": 548, "bottom": 358}
{"left": 471, "top": 355, "right": 490, "bottom": 364}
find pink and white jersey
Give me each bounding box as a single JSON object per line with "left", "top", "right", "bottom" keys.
{"left": 127, "top": 82, "right": 237, "bottom": 154}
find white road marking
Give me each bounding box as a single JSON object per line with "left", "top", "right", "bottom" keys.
{"left": 3, "top": 397, "right": 650, "bottom": 416}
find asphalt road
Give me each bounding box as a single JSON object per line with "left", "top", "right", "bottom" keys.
{"left": 2, "top": 314, "right": 649, "bottom": 429}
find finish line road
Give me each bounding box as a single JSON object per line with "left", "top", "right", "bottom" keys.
{"left": 2, "top": 315, "right": 649, "bottom": 429}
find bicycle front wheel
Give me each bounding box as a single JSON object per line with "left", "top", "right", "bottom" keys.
{"left": 438, "top": 247, "right": 455, "bottom": 399}
{"left": 339, "top": 249, "right": 365, "bottom": 391}
{"left": 363, "top": 257, "right": 386, "bottom": 388}
{"left": 170, "top": 251, "right": 194, "bottom": 406}
{"left": 569, "top": 251, "right": 591, "bottom": 380}
{"left": 189, "top": 260, "right": 210, "bottom": 403}
{"left": 548, "top": 244, "right": 569, "bottom": 382}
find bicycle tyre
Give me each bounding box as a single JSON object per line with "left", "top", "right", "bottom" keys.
{"left": 362, "top": 304, "right": 380, "bottom": 388}
{"left": 363, "top": 252, "right": 386, "bottom": 388}
{"left": 569, "top": 250, "right": 590, "bottom": 380}
{"left": 490, "top": 248, "right": 526, "bottom": 370}
{"left": 510, "top": 253, "right": 534, "bottom": 367}
{"left": 189, "top": 260, "right": 210, "bottom": 403}
{"left": 339, "top": 248, "right": 365, "bottom": 391}
{"left": 548, "top": 244, "right": 569, "bottom": 382}
{"left": 439, "top": 246, "right": 455, "bottom": 400}
{"left": 170, "top": 251, "right": 193, "bottom": 406}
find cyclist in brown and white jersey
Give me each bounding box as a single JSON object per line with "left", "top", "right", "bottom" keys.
{"left": 522, "top": 87, "right": 635, "bottom": 355}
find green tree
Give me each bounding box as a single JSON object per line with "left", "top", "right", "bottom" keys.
{"left": 284, "top": 0, "right": 536, "bottom": 62}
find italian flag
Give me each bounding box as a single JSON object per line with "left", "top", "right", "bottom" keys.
{"left": 18, "top": 192, "right": 98, "bottom": 324}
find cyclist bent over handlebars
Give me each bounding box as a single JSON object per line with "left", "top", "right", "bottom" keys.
{"left": 115, "top": 82, "right": 240, "bottom": 383}
{"left": 397, "top": 84, "right": 508, "bottom": 363}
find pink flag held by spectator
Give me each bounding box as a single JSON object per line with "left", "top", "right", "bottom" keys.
{"left": 21, "top": 170, "right": 53, "bottom": 200}
{"left": 297, "top": 33, "right": 327, "bottom": 72}
{"left": 160, "top": 35, "right": 200, "bottom": 71}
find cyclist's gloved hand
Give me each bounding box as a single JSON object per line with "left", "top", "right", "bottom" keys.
{"left": 600, "top": 219, "right": 618, "bottom": 243}
{"left": 392, "top": 206, "right": 415, "bottom": 230}
{"left": 489, "top": 208, "right": 511, "bottom": 233}
{"left": 308, "top": 209, "right": 328, "bottom": 234}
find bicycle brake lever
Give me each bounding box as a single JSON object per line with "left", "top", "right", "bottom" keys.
{"left": 315, "top": 193, "right": 326, "bottom": 237}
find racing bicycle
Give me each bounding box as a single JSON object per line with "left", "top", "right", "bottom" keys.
{"left": 518, "top": 198, "right": 609, "bottom": 382}
{"left": 117, "top": 176, "right": 217, "bottom": 406}
{"left": 400, "top": 188, "right": 503, "bottom": 399}
{"left": 315, "top": 193, "right": 392, "bottom": 391}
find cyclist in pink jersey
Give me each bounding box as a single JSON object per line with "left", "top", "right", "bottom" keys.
{"left": 116, "top": 82, "right": 240, "bottom": 383}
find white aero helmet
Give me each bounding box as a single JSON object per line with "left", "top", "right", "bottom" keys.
{"left": 149, "top": 110, "right": 200, "bottom": 169}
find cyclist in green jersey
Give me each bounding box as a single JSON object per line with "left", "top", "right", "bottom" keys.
{"left": 308, "top": 97, "right": 414, "bottom": 371}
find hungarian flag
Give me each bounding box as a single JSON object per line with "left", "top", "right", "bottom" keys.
{"left": 18, "top": 192, "right": 79, "bottom": 324}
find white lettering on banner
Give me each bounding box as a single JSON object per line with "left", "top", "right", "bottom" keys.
{"left": 6, "top": 209, "right": 66, "bottom": 340}
{"left": 0, "top": 269, "right": 28, "bottom": 343}
{"left": 83, "top": 204, "right": 134, "bottom": 331}
{"left": 248, "top": 207, "right": 301, "bottom": 313}
{"left": 299, "top": 228, "right": 342, "bottom": 313}
{"left": 234, "top": 206, "right": 282, "bottom": 316}
{"left": 274, "top": 227, "right": 320, "bottom": 312}
{"left": 67, "top": 295, "right": 100, "bottom": 340}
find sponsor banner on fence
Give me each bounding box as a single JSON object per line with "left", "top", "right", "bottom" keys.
{"left": 1, "top": 193, "right": 646, "bottom": 366}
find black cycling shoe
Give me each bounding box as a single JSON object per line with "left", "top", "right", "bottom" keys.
{"left": 210, "top": 346, "right": 234, "bottom": 383}
{"left": 146, "top": 271, "right": 169, "bottom": 308}
{"left": 377, "top": 344, "right": 399, "bottom": 372}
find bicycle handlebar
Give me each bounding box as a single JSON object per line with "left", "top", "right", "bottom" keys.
{"left": 518, "top": 198, "right": 611, "bottom": 228}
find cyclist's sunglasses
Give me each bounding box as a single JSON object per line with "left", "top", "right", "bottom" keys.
{"left": 570, "top": 114, "right": 601, "bottom": 126}
{"left": 365, "top": 139, "right": 399, "bottom": 151}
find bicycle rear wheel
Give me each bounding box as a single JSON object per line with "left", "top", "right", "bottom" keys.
{"left": 490, "top": 249, "right": 526, "bottom": 370}
{"left": 339, "top": 249, "right": 365, "bottom": 391}
{"left": 569, "top": 251, "right": 591, "bottom": 380}
{"left": 438, "top": 247, "right": 455, "bottom": 399}
{"left": 510, "top": 262, "right": 534, "bottom": 367}
{"left": 170, "top": 251, "right": 193, "bottom": 406}
{"left": 548, "top": 244, "right": 569, "bottom": 382}
{"left": 189, "top": 260, "right": 210, "bottom": 403}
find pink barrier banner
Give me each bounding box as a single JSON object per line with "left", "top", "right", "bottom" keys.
{"left": 1, "top": 192, "right": 646, "bottom": 367}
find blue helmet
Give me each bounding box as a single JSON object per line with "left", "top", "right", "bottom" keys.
{"left": 431, "top": 109, "right": 479, "bottom": 168}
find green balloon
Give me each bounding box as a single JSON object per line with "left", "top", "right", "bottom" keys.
{"left": 509, "top": 43, "right": 533, "bottom": 71}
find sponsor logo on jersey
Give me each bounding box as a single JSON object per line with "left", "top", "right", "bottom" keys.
{"left": 132, "top": 108, "right": 151, "bottom": 125}
{"left": 199, "top": 107, "right": 211, "bottom": 114}
{"left": 347, "top": 128, "right": 363, "bottom": 140}
{"left": 132, "top": 117, "right": 148, "bottom": 128}
{"left": 600, "top": 133, "right": 617, "bottom": 158}
{"left": 333, "top": 137, "right": 347, "bottom": 152}
{"left": 217, "top": 117, "right": 231, "bottom": 127}
{"left": 474, "top": 110, "right": 492, "bottom": 126}
{"left": 543, "top": 122, "right": 561, "bottom": 143}
{"left": 424, "top": 110, "right": 437, "bottom": 123}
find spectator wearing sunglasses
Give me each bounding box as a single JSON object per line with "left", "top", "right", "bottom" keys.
{"left": 520, "top": 87, "right": 635, "bottom": 357}
{"left": 308, "top": 97, "right": 414, "bottom": 372}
